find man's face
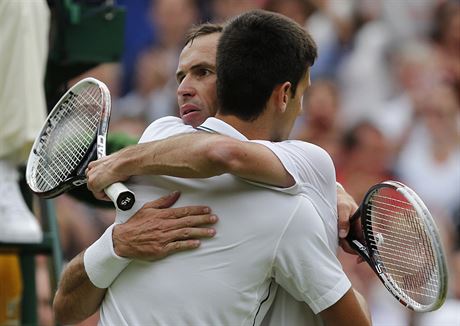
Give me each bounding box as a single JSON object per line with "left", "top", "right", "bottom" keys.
{"left": 176, "top": 33, "right": 220, "bottom": 127}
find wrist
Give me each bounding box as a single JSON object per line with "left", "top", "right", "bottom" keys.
{"left": 112, "top": 224, "right": 128, "bottom": 257}
{"left": 83, "top": 224, "right": 132, "bottom": 288}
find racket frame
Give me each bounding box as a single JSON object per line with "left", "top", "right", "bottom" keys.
{"left": 94, "top": 79, "right": 135, "bottom": 210}
{"left": 26, "top": 79, "right": 99, "bottom": 197}
{"left": 26, "top": 77, "right": 135, "bottom": 210}
{"left": 347, "top": 180, "right": 448, "bottom": 312}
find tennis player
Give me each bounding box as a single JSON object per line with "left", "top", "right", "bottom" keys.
{"left": 84, "top": 24, "right": 362, "bottom": 325}
{"left": 54, "top": 12, "right": 368, "bottom": 324}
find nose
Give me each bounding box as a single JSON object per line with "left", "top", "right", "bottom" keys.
{"left": 177, "top": 75, "right": 196, "bottom": 98}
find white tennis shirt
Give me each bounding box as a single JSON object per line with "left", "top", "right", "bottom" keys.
{"left": 99, "top": 117, "right": 350, "bottom": 325}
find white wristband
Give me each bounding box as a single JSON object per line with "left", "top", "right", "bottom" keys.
{"left": 84, "top": 224, "right": 132, "bottom": 288}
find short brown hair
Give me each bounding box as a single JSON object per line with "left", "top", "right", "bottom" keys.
{"left": 184, "top": 23, "right": 224, "bottom": 47}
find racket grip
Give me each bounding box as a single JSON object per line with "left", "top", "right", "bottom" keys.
{"left": 105, "top": 182, "right": 135, "bottom": 211}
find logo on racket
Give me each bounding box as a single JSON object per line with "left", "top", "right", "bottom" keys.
{"left": 72, "top": 179, "right": 87, "bottom": 187}
{"left": 97, "top": 135, "right": 106, "bottom": 156}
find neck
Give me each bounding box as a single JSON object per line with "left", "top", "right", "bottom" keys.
{"left": 215, "top": 113, "right": 272, "bottom": 140}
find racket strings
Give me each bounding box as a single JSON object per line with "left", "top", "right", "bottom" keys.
{"left": 365, "top": 192, "right": 440, "bottom": 305}
{"left": 31, "top": 86, "right": 102, "bottom": 191}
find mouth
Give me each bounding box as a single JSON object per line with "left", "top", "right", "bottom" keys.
{"left": 180, "top": 104, "right": 200, "bottom": 117}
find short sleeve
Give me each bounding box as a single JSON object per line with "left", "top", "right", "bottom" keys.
{"left": 252, "top": 140, "right": 336, "bottom": 188}
{"left": 139, "top": 116, "right": 196, "bottom": 143}
{"left": 251, "top": 140, "right": 337, "bottom": 215}
{"left": 273, "top": 198, "right": 351, "bottom": 313}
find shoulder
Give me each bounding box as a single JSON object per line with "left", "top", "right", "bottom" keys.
{"left": 278, "top": 140, "right": 334, "bottom": 166}
{"left": 253, "top": 139, "right": 336, "bottom": 185}
{"left": 139, "top": 116, "right": 195, "bottom": 143}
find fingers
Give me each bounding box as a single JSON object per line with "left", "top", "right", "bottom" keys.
{"left": 339, "top": 238, "right": 357, "bottom": 255}
{"left": 336, "top": 189, "right": 359, "bottom": 239}
{"left": 93, "top": 191, "right": 111, "bottom": 202}
{"left": 143, "top": 195, "right": 213, "bottom": 218}
{"left": 163, "top": 240, "right": 202, "bottom": 255}
{"left": 168, "top": 226, "right": 216, "bottom": 241}
{"left": 337, "top": 212, "right": 350, "bottom": 239}
{"left": 143, "top": 192, "right": 181, "bottom": 209}
{"left": 86, "top": 154, "right": 127, "bottom": 194}
{"left": 165, "top": 214, "right": 218, "bottom": 230}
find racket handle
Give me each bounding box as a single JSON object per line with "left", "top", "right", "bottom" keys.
{"left": 105, "top": 182, "right": 135, "bottom": 211}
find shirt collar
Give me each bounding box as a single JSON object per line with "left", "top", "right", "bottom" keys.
{"left": 197, "top": 117, "right": 248, "bottom": 141}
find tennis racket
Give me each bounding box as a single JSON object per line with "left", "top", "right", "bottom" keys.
{"left": 26, "top": 77, "right": 135, "bottom": 211}
{"left": 346, "top": 180, "right": 448, "bottom": 312}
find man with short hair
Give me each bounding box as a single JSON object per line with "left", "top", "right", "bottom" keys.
{"left": 54, "top": 11, "right": 368, "bottom": 325}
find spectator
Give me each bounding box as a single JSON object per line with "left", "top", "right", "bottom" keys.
{"left": 293, "top": 79, "right": 344, "bottom": 164}
{"left": 394, "top": 83, "right": 460, "bottom": 216}
{"left": 0, "top": 1, "right": 49, "bottom": 325}
{"left": 114, "top": 0, "right": 200, "bottom": 126}
{"left": 432, "top": 0, "right": 460, "bottom": 97}
{"left": 336, "top": 120, "right": 395, "bottom": 202}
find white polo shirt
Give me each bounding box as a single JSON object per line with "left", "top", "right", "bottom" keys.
{"left": 99, "top": 117, "right": 349, "bottom": 325}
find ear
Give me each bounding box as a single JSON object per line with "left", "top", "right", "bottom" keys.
{"left": 274, "top": 81, "right": 292, "bottom": 113}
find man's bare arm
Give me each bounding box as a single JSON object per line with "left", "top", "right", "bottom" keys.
{"left": 86, "top": 132, "right": 294, "bottom": 199}
{"left": 53, "top": 251, "right": 106, "bottom": 324}
{"left": 320, "top": 288, "right": 372, "bottom": 326}
{"left": 53, "top": 192, "right": 217, "bottom": 324}
{"left": 87, "top": 133, "right": 358, "bottom": 240}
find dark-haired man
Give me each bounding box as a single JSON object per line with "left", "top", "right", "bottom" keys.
{"left": 55, "top": 11, "right": 369, "bottom": 325}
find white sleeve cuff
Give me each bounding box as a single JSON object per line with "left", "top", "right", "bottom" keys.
{"left": 83, "top": 224, "right": 132, "bottom": 288}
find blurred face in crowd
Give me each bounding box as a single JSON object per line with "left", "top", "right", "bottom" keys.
{"left": 421, "top": 84, "right": 459, "bottom": 140}
{"left": 152, "top": 0, "right": 199, "bottom": 47}
{"left": 176, "top": 33, "right": 220, "bottom": 127}
{"left": 304, "top": 80, "right": 339, "bottom": 130}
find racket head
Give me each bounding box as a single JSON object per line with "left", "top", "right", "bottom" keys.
{"left": 360, "top": 180, "right": 448, "bottom": 312}
{"left": 26, "top": 77, "right": 110, "bottom": 198}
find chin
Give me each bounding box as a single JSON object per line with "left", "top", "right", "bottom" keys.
{"left": 182, "top": 116, "right": 200, "bottom": 128}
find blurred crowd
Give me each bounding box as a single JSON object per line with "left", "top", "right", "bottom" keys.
{"left": 40, "top": 0, "right": 460, "bottom": 325}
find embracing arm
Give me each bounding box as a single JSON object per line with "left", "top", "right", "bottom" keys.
{"left": 87, "top": 132, "right": 294, "bottom": 197}
{"left": 53, "top": 252, "right": 106, "bottom": 324}
{"left": 53, "top": 192, "right": 217, "bottom": 324}
{"left": 320, "top": 288, "right": 371, "bottom": 326}
{"left": 87, "top": 133, "right": 358, "bottom": 241}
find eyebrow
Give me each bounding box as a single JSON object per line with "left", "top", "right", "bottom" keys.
{"left": 175, "top": 62, "right": 215, "bottom": 82}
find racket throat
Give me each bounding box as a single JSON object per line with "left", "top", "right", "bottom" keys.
{"left": 75, "top": 138, "right": 98, "bottom": 177}
{"left": 349, "top": 239, "right": 370, "bottom": 259}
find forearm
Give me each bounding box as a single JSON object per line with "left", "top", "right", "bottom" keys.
{"left": 125, "top": 133, "right": 229, "bottom": 179}
{"left": 320, "top": 288, "right": 371, "bottom": 326}
{"left": 53, "top": 225, "right": 132, "bottom": 323}
{"left": 53, "top": 252, "right": 106, "bottom": 324}
{"left": 119, "top": 133, "right": 294, "bottom": 187}
{"left": 353, "top": 288, "right": 372, "bottom": 323}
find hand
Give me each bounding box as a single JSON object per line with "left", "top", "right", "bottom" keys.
{"left": 336, "top": 184, "right": 362, "bottom": 259}
{"left": 86, "top": 149, "right": 130, "bottom": 201}
{"left": 112, "top": 192, "right": 217, "bottom": 260}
